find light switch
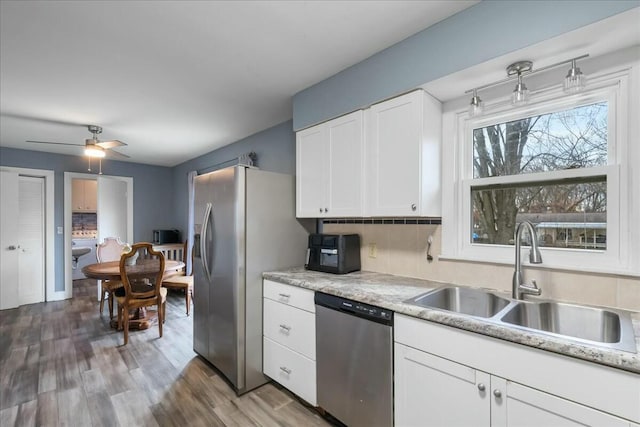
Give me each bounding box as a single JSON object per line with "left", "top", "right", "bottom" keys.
{"left": 57, "top": 226, "right": 63, "bottom": 234}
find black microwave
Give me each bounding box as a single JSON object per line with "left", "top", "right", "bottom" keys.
{"left": 153, "top": 229, "right": 181, "bottom": 244}
{"left": 305, "top": 234, "right": 361, "bottom": 274}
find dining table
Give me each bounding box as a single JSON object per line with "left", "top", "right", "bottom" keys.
{"left": 83, "top": 259, "right": 185, "bottom": 330}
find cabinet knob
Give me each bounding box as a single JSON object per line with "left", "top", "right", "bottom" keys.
{"left": 324, "top": 207, "right": 328, "bottom": 213}
{"left": 477, "top": 383, "right": 485, "bottom": 392}
{"left": 279, "top": 366, "right": 292, "bottom": 375}
{"left": 319, "top": 208, "right": 323, "bottom": 213}
{"left": 411, "top": 204, "right": 417, "bottom": 211}
{"left": 493, "top": 389, "right": 502, "bottom": 398}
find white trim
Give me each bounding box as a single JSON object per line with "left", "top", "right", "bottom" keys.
{"left": 64, "top": 172, "right": 133, "bottom": 298}
{"left": 0, "top": 166, "right": 55, "bottom": 302}
{"left": 442, "top": 63, "right": 637, "bottom": 275}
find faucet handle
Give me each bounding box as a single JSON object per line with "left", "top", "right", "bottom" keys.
{"left": 522, "top": 280, "right": 542, "bottom": 296}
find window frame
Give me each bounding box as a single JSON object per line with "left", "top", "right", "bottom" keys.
{"left": 441, "top": 66, "right": 636, "bottom": 275}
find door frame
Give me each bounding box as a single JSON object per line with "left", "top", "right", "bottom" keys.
{"left": 64, "top": 172, "right": 133, "bottom": 298}
{"left": 0, "top": 166, "right": 56, "bottom": 302}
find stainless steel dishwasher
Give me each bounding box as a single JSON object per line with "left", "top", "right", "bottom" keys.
{"left": 315, "top": 292, "right": 393, "bottom": 427}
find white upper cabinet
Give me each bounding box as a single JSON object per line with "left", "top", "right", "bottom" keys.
{"left": 72, "top": 179, "right": 97, "bottom": 212}
{"left": 296, "top": 110, "right": 363, "bottom": 218}
{"left": 365, "top": 90, "right": 442, "bottom": 217}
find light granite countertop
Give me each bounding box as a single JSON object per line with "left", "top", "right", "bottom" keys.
{"left": 263, "top": 267, "right": 640, "bottom": 374}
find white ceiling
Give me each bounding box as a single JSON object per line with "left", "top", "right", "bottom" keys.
{"left": 0, "top": 0, "right": 477, "bottom": 167}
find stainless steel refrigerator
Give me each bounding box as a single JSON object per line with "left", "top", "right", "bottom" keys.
{"left": 193, "top": 165, "right": 309, "bottom": 394}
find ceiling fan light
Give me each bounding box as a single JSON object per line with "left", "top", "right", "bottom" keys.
{"left": 85, "top": 146, "right": 106, "bottom": 158}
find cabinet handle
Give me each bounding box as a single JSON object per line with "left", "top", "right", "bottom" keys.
{"left": 477, "top": 383, "right": 485, "bottom": 392}
{"left": 493, "top": 389, "right": 502, "bottom": 398}
{"left": 279, "top": 366, "right": 291, "bottom": 375}
{"left": 279, "top": 324, "right": 291, "bottom": 331}
{"left": 278, "top": 293, "right": 290, "bottom": 299}
{"left": 411, "top": 204, "right": 417, "bottom": 211}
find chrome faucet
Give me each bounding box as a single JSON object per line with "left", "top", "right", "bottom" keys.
{"left": 512, "top": 221, "right": 543, "bottom": 299}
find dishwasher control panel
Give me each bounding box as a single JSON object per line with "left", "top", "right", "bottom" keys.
{"left": 314, "top": 292, "right": 393, "bottom": 325}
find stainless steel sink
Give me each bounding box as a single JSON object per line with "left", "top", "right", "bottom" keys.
{"left": 501, "top": 300, "right": 637, "bottom": 353}
{"left": 405, "top": 285, "right": 637, "bottom": 353}
{"left": 406, "top": 287, "right": 511, "bottom": 318}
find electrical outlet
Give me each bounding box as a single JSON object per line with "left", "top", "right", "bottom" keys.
{"left": 368, "top": 243, "right": 377, "bottom": 258}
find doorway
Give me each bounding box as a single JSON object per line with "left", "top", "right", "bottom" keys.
{"left": 64, "top": 172, "right": 133, "bottom": 299}
{"left": 0, "top": 167, "right": 55, "bottom": 309}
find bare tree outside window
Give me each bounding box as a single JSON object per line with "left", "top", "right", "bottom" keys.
{"left": 471, "top": 102, "right": 608, "bottom": 248}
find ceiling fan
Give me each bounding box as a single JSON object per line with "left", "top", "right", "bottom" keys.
{"left": 27, "top": 125, "right": 129, "bottom": 159}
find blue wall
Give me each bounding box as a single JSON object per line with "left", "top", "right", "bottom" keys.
{"left": 171, "top": 120, "right": 296, "bottom": 234}
{"left": 292, "top": 0, "right": 639, "bottom": 130}
{"left": 0, "top": 147, "right": 174, "bottom": 291}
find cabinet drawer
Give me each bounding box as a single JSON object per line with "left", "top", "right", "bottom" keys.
{"left": 263, "top": 298, "right": 316, "bottom": 360}
{"left": 263, "top": 337, "right": 317, "bottom": 406}
{"left": 263, "top": 280, "right": 315, "bottom": 313}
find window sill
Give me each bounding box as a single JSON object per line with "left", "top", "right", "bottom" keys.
{"left": 437, "top": 254, "right": 640, "bottom": 279}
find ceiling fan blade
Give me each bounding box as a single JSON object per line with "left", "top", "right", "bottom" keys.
{"left": 105, "top": 149, "right": 130, "bottom": 159}
{"left": 96, "top": 140, "right": 126, "bottom": 149}
{"left": 26, "top": 140, "right": 83, "bottom": 147}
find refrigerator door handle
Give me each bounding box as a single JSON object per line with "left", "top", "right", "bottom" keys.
{"left": 201, "top": 202, "right": 213, "bottom": 283}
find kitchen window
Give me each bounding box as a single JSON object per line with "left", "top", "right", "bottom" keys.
{"left": 441, "top": 65, "right": 638, "bottom": 275}
{"left": 471, "top": 101, "right": 608, "bottom": 250}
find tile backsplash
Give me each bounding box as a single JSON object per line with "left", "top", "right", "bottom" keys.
{"left": 72, "top": 212, "right": 97, "bottom": 231}
{"left": 323, "top": 223, "right": 640, "bottom": 312}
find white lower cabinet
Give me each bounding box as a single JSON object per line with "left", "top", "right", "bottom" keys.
{"left": 395, "top": 314, "right": 638, "bottom": 427}
{"left": 262, "top": 280, "right": 316, "bottom": 405}
{"left": 263, "top": 337, "right": 316, "bottom": 405}
{"left": 395, "top": 343, "right": 490, "bottom": 427}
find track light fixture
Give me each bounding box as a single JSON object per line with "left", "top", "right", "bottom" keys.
{"left": 469, "top": 89, "right": 484, "bottom": 117}
{"left": 465, "top": 54, "right": 588, "bottom": 116}
{"left": 507, "top": 61, "right": 532, "bottom": 105}
{"left": 564, "top": 59, "right": 586, "bottom": 93}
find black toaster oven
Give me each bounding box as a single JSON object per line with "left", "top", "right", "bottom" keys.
{"left": 305, "top": 234, "right": 361, "bottom": 274}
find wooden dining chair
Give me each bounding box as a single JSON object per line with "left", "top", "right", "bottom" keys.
{"left": 115, "top": 242, "right": 167, "bottom": 345}
{"left": 156, "top": 242, "right": 194, "bottom": 316}
{"left": 96, "top": 236, "right": 126, "bottom": 319}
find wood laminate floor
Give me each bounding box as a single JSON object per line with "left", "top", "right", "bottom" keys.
{"left": 0, "top": 279, "right": 333, "bottom": 427}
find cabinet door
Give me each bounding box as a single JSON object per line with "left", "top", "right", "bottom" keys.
{"left": 84, "top": 179, "right": 97, "bottom": 211}
{"left": 491, "top": 377, "right": 629, "bottom": 427}
{"left": 395, "top": 343, "right": 490, "bottom": 427}
{"left": 366, "top": 91, "right": 422, "bottom": 216}
{"left": 296, "top": 124, "right": 327, "bottom": 217}
{"left": 326, "top": 111, "right": 363, "bottom": 216}
{"left": 72, "top": 179, "right": 85, "bottom": 211}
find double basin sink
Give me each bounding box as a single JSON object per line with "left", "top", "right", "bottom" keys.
{"left": 406, "top": 286, "right": 637, "bottom": 353}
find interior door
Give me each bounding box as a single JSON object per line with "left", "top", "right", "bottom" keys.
{"left": 1, "top": 170, "right": 20, "bottom": 309}
{"left": 18, "top": 176, "right": 45, "bottom": 306}
{"left": 0, "top": 172, "right": 45, "bottom": 309}
{"left": 97, "top": 176, "right": 129, "bottom": 243}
